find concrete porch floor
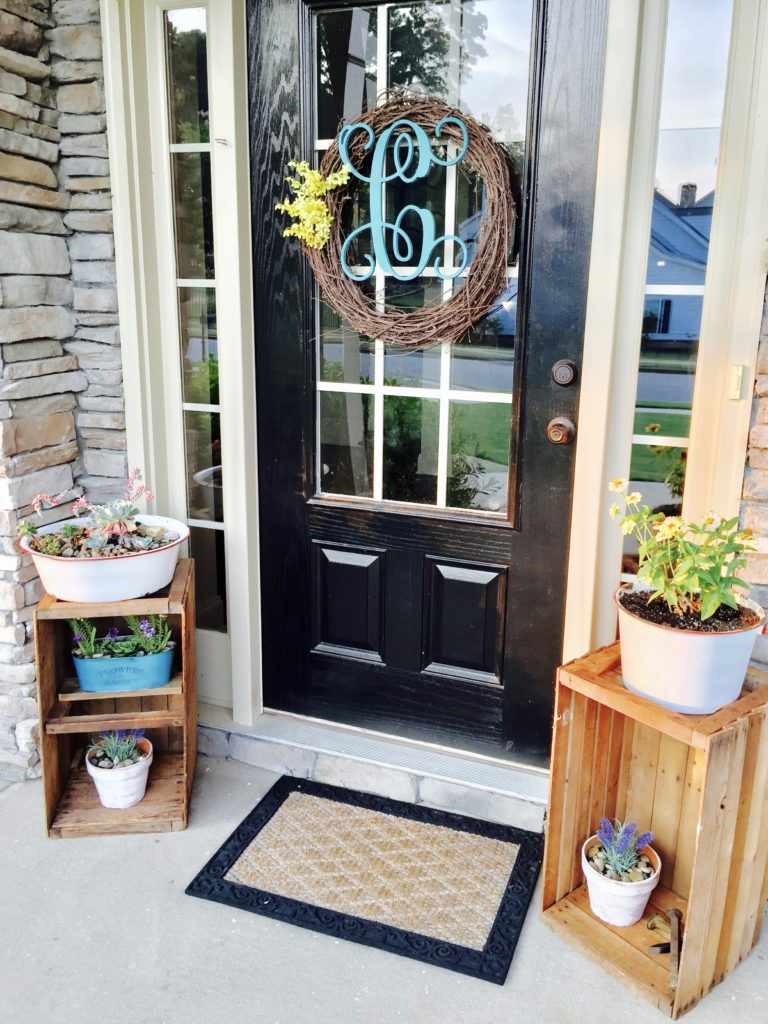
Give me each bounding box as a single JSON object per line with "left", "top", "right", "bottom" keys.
{"left": 1, "top": 757, "right": 765, "bottom": 1024}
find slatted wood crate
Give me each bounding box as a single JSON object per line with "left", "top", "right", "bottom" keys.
{"left": 542, "top": 642, "right": 768, "bottom": 1019}
{"left": 34, "top": 559, "right": 197, "bottom": 838}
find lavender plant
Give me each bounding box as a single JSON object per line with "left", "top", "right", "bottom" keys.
{"left": 123, "top": 615, "right": 172, "bottom": 655}
{"left": 595, "top": 818, "right": 654, "bottom": 876}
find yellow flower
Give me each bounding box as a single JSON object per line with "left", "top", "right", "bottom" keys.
{"left": 739, "top": 527, "right": 754, "bottom": 542}
{"left": 609, "top": 502, "right": 620, "bottom": 519}
{"left": 655, "top": 516, "right": 684, "bottom": 542}
{"left": 620, "top": 517, "right": 634, "bottom": 536}
{"left": 608, "top": 478, "right": 628, "bottom": 493}
{"left": 275, "top": 161, "right": 351, "bottom": 251}
{"left": 644, "top": 422, "right": 662, "bottom": 434}
{"left": 626, "top": 491, "right": 642, "bottom": 504}
{"left": 702, "top": 511, "right": 717, "bottom": 526}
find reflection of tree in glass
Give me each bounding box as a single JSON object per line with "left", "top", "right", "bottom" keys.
{"left": 317, "top": 9, "right": 377, "bottom": 134}
{"left": 166, "top": 22, "right": 209, "bottom": 142}
{"left": 389, "top": 6, "right": 449, "bottom": 95}
{"left": 383, "top": 395, "right": 436, "bottom": 502}
{"left": 389, "top": 2, "right": 487, "bottom": 97}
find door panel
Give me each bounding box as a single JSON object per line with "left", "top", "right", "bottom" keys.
{"left": 422, "top": 556, "right": 506, "bottom": 681}
{"left": 247, "top": 0, "right": 607, "bottom": 764}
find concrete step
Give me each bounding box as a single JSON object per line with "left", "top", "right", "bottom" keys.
{"left": 197, "top": 703, "right": 548, "bottom": 832}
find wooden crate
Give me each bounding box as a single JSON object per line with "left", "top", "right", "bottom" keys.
{"left": 541, "top": 642, "right": 768, "bottom": 1019}
{"left": 34, "top": 559, "right": 197, "bottom": 839}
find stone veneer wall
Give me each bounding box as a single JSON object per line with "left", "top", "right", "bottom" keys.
{"left": 742, "top": 283, "right": 768, "bottom": 667}
{"left": 0, "top": 0, "right": 126, "bottom": 782}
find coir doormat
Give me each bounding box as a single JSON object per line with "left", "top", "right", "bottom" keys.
{"left": 186, "top": 776, "right": 543, "bottom": 984}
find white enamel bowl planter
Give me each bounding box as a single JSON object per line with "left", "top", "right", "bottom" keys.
{"left": 582, "top": 837, "right": 661, "bottom": 927}
{"left": 19, "top": 515, "right": 189, "bottom": 603}
{"left": 616, "top": 583, "right": 765, "bottom": 715}
{"left": 86, "top": 737, "right": 153, "bottom": 809}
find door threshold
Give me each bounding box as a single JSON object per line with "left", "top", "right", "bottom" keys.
{"left": 197, "top": 703, "right": 548, "bottom": 832}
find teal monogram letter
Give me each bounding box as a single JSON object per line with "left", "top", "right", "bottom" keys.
{"left": 338, "top": 117, "right": 469, "bottom": 283}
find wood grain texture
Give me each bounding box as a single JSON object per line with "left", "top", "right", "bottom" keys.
{"left": 544, "top": 650, "right": 768, "bottom": 1018}
{"left": 33, "top": 561, "right": 195, "bottom": 837}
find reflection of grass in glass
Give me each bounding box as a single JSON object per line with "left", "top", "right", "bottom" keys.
{"left": 450, "top": 402, "right": 510, "bottom": 466}
{"left": 630, "top": 408, "right": 689, "bottom": 484}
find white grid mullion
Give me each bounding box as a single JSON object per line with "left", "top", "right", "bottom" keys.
{"left": 370, "top": 5, "right": 388, "bottom": 502}
{"left": 183, "top": 402, "right": 220, "bottom": 413}
{"left": 187, "top": 518, "right": 225, "bottom": 532}
{"left": 176, "top": 278, "right": 215, "bottom": 288}
{"left": 169, "top": 142, "right": 210, "bottom": 153}
{"left": 644, "top": 284, "right": 705, "bottom": 295}
{"left": 632, "top": 434, "right": 689, "bottom": 447}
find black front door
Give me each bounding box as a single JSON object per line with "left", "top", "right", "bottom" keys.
{"left": 247, "top": 0, "right": 606, "bottom": 764}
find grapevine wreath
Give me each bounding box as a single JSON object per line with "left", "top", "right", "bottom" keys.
{"left": 280, "top": 93, "right": 517, "bottom": 349}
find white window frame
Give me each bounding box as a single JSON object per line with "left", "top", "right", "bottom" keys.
{"left": 564, "top": 0, "right": 768, "bottom": 660}
{"left": 100, "top": 0, "right": 261, "bottom": 724}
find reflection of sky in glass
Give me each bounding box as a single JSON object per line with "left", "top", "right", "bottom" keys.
{"left": 654, "top": 0, "right": 732, "bottom": 200}
{"left": 167, "top": 8, "right": 206, "bottom": 33}
{"left": 459, "top": 0, "right": 532, "bottom": 142}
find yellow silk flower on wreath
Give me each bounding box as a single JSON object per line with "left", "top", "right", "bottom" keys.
{"left": 275, "top": 161, "right": 351, "bottom": 250}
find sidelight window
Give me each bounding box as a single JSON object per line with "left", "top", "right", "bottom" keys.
{"left": 627, "top": 0, "right": 733, "bottom": 523}
{"left": 313, "top": 0, "right": 533, "bottom": 515}
{"left": 163, "top": 7, "right": 227, "bottom": 630}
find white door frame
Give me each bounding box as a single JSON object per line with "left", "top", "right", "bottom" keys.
{"left": 100, "top": 0, "right": 261, "bottom": 723}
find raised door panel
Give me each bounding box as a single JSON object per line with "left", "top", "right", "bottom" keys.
{"left": 423, "top": 556, "right": 506, "bottom": 683}
{"left": 312, "top": 541, "right": 385, "bottom": 662}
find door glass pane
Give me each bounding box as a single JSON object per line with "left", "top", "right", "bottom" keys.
{"left": 448, "top": 401, "right": 510, "bottom": 512}
{"left": 314, "top": 0, "right": 532, "bottom": 515}
{"left": 179, "top": 287, "right": 218, "bottom": 403}
{"left": 316, "top": 7, "right": 378, "bottom": 138}
{"left": 172, "top": 152, "right": 215, "bottom": 278}
{"left": 383, "top": 396, "right": 439, "bottom": 503}
{"left": 320, "top": 391, "right": 374, "bottom": 496}
{"left": 184, "top": 411, "right": 223, "bottom": 522}
{"left": 165, "top": 9, "right": 209, "bottom": 143}
{"left": 189, "top": 526, "right": 227, "bottom": 631}
{"left": 319, "top": 294, "right": 374, "bottom": 384}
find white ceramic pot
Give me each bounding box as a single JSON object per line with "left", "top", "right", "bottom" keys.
{"left": 19, "top": 515, "right": 188, "bottom": 603}
{"left": 85, "top": 738, "right": 153, "bottom": 809}
{"left": 616, "top": 583, "right": 764, "bottom": 715}
{"left": 582, "top": 836, "right": 661, "bottom": 927}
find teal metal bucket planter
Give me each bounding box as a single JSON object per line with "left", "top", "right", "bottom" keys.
{"left": 73, "top": 647, "right": 174, "bottom": 692}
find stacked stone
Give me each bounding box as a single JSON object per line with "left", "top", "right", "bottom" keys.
{"left": 0, "top": 0, "right": 125, "bottom": 782}
{"left": 742, "top": 283, "right": 768, "bottom": 666}
{"left": 52, "top": 0, "right": 125, "bottom": 499}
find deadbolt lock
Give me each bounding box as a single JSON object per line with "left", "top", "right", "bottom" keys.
{"left": 551, "top": 359, "right": 578, "bottom": 387}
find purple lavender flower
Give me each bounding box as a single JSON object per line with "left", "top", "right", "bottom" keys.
{"left": 615, "top": 821, "right": 637, "bottom": 855}
{"left": 596, "top": 817, "right": 615, "bottom": 847}
{"left": 635, "top": 831, "right": 654, "bottom": 851}
{"left": 139, "top": 618, "right": 156, "bottom": 638}
{"left": 73, "top": 633, "right": 83, "bottom": 644}
{"left": 106, "top": 627, "right": 120, "bottom": 641}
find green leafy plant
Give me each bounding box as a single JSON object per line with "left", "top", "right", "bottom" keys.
{"left": 644, "top": 422, "right": 686, "bottom": 500}
{"left": 67, "top": 616, "right": 173, "bottom": 659}
{"left": 88, "top": 729, "right": 146, "bottom": 764}
{"left": 609, "top": 480, "right": 754, "bottom": 620}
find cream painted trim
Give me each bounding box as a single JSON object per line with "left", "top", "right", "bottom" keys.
{"left": 683, "top": 0, "right": 768, "bottom": 521}
{"left": 100, "top": 0, "right": 261, "bottom": 722}
{"left": 563, "top": 1, "right": 669, "bottom": 660}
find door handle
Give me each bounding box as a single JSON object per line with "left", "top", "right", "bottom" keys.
{"left": 546, "top": 417, "right": 576, "bottom": 445}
